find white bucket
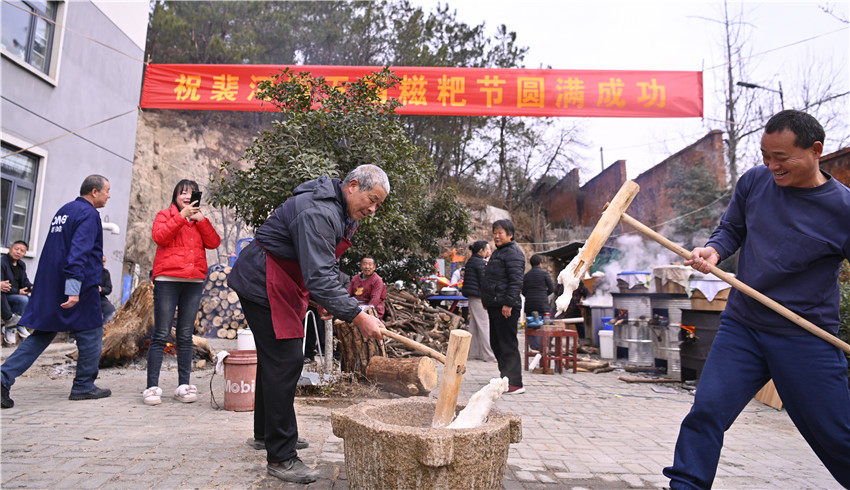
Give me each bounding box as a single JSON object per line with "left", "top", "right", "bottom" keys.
{"left": 599, "top": 330, "right": 615, "bottom": 359}
{"left": 237, "top": 327, "right": 256, "bottom": 351}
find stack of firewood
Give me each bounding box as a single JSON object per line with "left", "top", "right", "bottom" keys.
{"left": 379, "top": 288, "right": 466, "bottom": 357}
{"left": 196, "top": 265, "right": 247, "bottom": 338}
{"left": 334, "top": 288, "right": 465, "bottom": 396}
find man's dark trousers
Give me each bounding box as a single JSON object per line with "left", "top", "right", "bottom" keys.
{"left": 239, "top": 296, "right": 303, "bottom": 464}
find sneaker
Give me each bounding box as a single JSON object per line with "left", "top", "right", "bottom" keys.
{"left": 1, "top": 385, "right": 13, "bottom": 409}
{"left": 4, "top": 313, "right": 20, "bottom": 329}
{"left": 69, "top": 386, "right": 112, "bottom": 400}
{"left": 267, "top": 457, "right": 318, "bottom": 484}
{"left": 3, "top": 325, "right": 17, "bottom": 345}
{"left": 15, "top": 326, "right": 30, "bottom": 339}
{"left": 505, "top": 385, "right": 526, "bottom": 394}
{"left": 143, "top": 386, "right": 163, "bottom": 405}
{"left": 247, "top": 437, "right": 309, "bottom": 450}
{"left": 173, "top": 384, "right": 198, "bottom": 403}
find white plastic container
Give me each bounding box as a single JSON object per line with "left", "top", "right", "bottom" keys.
{"left": 237, "top": 327, "right": 256, "bottom": 351}
{"left": 599, "top": 330, "right": 615, "bottom": 359}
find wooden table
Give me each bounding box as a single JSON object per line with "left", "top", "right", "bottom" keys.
{"left": 524, "top": 327, "right": 578, "bottom": 374}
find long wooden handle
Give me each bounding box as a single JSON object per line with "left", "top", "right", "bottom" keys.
{"left": 379, "top": 327, "right": 447, "bottom": 364}
{"left": 618, "top": 211, "right": 850, "bottom": 355}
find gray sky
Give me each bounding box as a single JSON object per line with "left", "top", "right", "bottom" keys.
{"left": 412, "top": 0, "right": 849, "bottom": 181}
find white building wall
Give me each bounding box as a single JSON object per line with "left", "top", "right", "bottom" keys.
{"left": 1, "top": 0, "right": 148, "bottom": 305}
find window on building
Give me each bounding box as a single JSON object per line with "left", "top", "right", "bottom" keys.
{"left": 1, "top": 1, "right": 57, "bottom": 74}
{"left": 1, "top": 143, "right": 39, "bottom": 248}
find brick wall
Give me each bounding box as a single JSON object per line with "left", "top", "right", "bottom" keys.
{"left": 540, "top": 131, "right": 726, "bottom": 230}
{"left": 630, "top": 130, "right": 725, "bottom": 227}
{"left": 577, "top": 160, "right": 627, "bottom": 226}
{"left": 821, "top": 147, "right": 850, "bottom": 186}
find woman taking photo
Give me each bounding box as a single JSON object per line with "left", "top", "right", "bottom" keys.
{"left": 461, "top": 241, "right": 496, "bottom": 362}
{"left": 482, "top": 219, "right": 526, "bottom": 394}
{"left": 145, "top": 180, "right": 220, "bottom": 405}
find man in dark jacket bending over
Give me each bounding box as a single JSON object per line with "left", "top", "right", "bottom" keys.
{"left": 228, "top": 165, "right": 388, "bottom": 484}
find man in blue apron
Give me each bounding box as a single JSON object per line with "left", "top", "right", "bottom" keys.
{"left": 2, "top": 175, "right": 112, "bottom": 409}
{"left": 228, "top": 164, "right": 388, "bottom": 484}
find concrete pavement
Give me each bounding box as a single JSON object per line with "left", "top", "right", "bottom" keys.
{"left": 1, "top": 335, "right": 841, "bottom": 489}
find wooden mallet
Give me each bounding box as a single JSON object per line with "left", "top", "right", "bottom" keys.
{"left": 377, "top": 326, "right": 470, "bottom": 428}
{"left": 432, "top": 329, "right": 471, "bottom": 428}
{"left": 556, "top": 180, "right": 640, "bottom": 312}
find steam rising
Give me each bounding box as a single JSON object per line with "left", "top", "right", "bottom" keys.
{"left": 556, "top": 233, "right": 683, "bottom": 311}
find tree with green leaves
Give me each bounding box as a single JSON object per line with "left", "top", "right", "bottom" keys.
{"left": 209, "top": 68, "right": 469, "bottom": 283}
{"left": 663, "top": 159, "right": 729, "bottom": 250}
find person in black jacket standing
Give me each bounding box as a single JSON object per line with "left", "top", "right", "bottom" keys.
{"left": 483, "top": 219, "right": 526, "bottom": 394}
{"left": 522, "top": 254, "right": 555, "bottom": 351}
{"left": 461, "top": 241, "right": 496, "bottom": 362}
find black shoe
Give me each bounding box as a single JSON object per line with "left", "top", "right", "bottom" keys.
{"left": 1, "top": 385, "right": 13, "bottom": 409}
{"left": 248, "top": 437, "right": 308, "bottom": 450}
{"left": 68, "top": 386, "right": 112, "bottom": 400}
{"left": 267, "top": 457, "right": 318, "bottom": 484}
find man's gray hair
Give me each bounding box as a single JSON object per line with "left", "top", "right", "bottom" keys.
{"left": 343, "top": 164, "right": 390, "bottom": 194}
{"left": 80, "top": 174, "right": 108, "bottom": 196}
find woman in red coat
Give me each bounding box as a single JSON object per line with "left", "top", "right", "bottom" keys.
{"left": 144, "top": 180, "right": 220, "bottom": 405}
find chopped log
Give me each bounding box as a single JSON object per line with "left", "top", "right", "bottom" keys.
{"left": 227, "top": 291, "right": 239, "bottom": 304}
{"left": 202, "top": 298, "right": 219, "bottom": 314}
{"left": 225, "top": 329, "right": 237, "bottom": 339}
{"left": 193, "top": 336, "right": 213, "bottom": 360}
{"left": 100, "top": 281, "right": 155, "bottom": 367}
{"left": 576, "top": 360, "right": 610, "bottom": 371}
{"left": 365, "top": 356, "right": 438, "bottom": 396}
{"left": 624, "top": 365, "right": 662, "bottom": 375}
{"left": 336, "top": 320, "right": 384, "bottom": 377}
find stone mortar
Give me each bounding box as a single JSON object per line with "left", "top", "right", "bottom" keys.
{"left": 331, "top": 397, "right": 522, "bottom": 489}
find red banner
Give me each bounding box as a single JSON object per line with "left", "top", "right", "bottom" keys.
{"left": 140, "top": 64, "right": 703, "bottom": 118}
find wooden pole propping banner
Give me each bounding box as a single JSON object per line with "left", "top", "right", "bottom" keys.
{"left": 618, "top": 211, "right": 850, "bottom": 355}
{"left": 432, "top": 330, "right": 472, "bottom": 428}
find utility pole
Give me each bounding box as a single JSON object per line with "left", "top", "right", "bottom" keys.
{"left": 600, "top": 147, "right": 604, "bottom": 172}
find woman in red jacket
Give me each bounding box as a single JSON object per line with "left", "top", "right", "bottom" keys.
{"left": 144, "top": 180, "right": 221, "bottom": 405}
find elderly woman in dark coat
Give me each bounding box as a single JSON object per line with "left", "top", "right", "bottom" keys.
{"left": 482, "top": 219, "right": 526, "bottom": 394}
{"left": 461, "top": 241, "right": 496, "bottom": 362}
